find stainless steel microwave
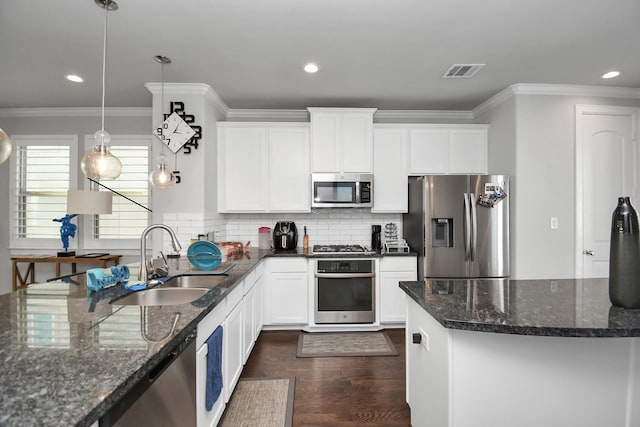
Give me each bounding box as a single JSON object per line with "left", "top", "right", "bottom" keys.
{"left": 311, "top": 173, "right": 373, "bottom": 208}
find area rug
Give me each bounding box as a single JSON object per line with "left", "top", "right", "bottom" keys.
{"left": 297, "top": 332, "right": 398, "bottom": 358}
{"left": 220, "top": 377, "right": 295, "bottom": 427}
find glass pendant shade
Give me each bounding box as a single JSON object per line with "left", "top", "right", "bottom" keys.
{"left": 81, "top": 0, "right": 122, "bottom": 181}
{"left": 0, "top": 128, "right": 11, "bottom": 164}
{"left": 81, "top": 130, "right": 122, "bottom": 180}
{"left": 149, "top": 156, "right": 173, "bottom": 188}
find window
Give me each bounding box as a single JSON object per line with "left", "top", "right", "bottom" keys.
{"left": 9, "top": 134, "right": 151, "bottom": 252}
{"left": 10, "top": 135, "right": 78, "bottom": 250}
{"left": 83, "top": 135, "right": 151, "bottom": 250}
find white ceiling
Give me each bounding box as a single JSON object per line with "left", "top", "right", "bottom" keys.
{"left": 1, "top": 0, "right": 638, "bottom": 111}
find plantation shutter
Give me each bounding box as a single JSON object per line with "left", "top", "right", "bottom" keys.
{"left": 10, "top": 135, "right": 77, "bottom": 248}
{"left": 90, "top": 142, "right": 150, "bottom": 240}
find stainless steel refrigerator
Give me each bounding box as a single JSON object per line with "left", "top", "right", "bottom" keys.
{"left": 403, "top": 175, "right": 509, "bottom": 279}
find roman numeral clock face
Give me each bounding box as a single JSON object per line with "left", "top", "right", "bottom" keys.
{"left": 154, "top": 112, "right": 196, "bottom": 153}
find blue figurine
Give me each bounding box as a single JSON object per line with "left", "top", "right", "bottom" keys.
{"left": 53, "top": 214, "right": 78, "bottom": 252}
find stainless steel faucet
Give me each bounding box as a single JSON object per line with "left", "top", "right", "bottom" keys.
{"left": 139, "top": 224, "right": 182, "bottom": 282}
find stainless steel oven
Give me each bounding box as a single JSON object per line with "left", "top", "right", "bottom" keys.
{"left": 314, "top": 259, "right": 375, "bottom": 324}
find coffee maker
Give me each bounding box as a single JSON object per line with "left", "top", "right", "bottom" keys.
{"left": 371, "top": 224, "right": 382, "bottom": 253}
{"left": 273, "top": 221, "right": 298, "bottom": 251}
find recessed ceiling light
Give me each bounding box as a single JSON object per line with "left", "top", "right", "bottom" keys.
{"left": 602, "top": 71, "right": 621, "bottom": 79}
{"left": 303, "top": 63, "right": 319, "bottom": 73}
{"left": 65, "top": 74, "right": 84, "bottom": 83}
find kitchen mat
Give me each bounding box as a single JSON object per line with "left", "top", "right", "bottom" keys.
{"left": 220, "top": 377, "right": 295, "bottom": 427}
{"left": 297, "top": 332, "right": 398, "bottom": 358}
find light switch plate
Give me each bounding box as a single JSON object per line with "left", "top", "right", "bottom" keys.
{"left": 550, "top": 217, "right": 559, "bottom": 229}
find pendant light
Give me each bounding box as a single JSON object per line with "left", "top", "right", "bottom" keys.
{"left": 0, "top": 128, "right": 12, "bottom": 165}
{"left": 81, "top": 0, "right": 122, "bottom": 181}
{"left": 149, "top": 55, "right": 174, "bottom": 188}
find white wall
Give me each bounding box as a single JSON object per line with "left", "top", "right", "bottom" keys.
{"left": 479, "top": 92, "right": 639, "bottom": 279}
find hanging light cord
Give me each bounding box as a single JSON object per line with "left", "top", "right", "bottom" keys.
{"left": 160, "top": 60, "right": 166, "bottom": 158}
{"left": 88, "top": 178, "right": 152, "bottom": 212}
{"left": 100, "top": 1, "right": 108, "bottom": 134}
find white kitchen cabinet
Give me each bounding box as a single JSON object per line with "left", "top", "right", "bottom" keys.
{"left": 253, "top": 264, "right": 265, "bottom": 336}
{"left": 406, "top": 124, "right": 488, "bottom": 175}
{"left": 379, "top": 257, "right": 417, "bottom": 323}
{"left": 242, "top": 282, "right": 256, "bottom": 363}
{"left": 217, "top": 123, "right": 310, "bottom": 213}
{"left": 448, "top": 127, "right": 488, "bottom": 174}
{"left": 195, "top": 289, "right": 228, "bottom": 427}
{"left": 263, "top": 258, "right": 309, "bottom": 325}
{"left": 372, "top": 128, "right": 408, "bottom": 212}
{"left": 309, "top": 107, "right": 377, "bottom": 173}
{"left": 268, "top": 127, "right": 310, "bottom": 211}
{"left": 196, "top": 340, "right": 225, "bottom": 427}
{"left": 222, "top": 286, "right": 244, "bottom": 403}
{"left": 409, "top": 128, "right": 449, "bottom": 174}
{"left": 217, "top": 126, "right": 267, "bottom": 211}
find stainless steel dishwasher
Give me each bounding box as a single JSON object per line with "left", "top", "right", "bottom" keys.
{"left": 100, "top": 331, "right": 197, "bottom": 427}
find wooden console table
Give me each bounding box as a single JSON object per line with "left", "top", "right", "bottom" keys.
{"left": 11, "top": 254, "right": 121, "bottom": 291}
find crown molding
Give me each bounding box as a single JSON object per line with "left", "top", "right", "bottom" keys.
{"left": 223, "top": 108, "right": 474, "bottom": 122}
{"left": 473, "top": 84, "right": 640, "bottom": 118}
{"left": 0, "top": 107, "right": 151, "bottom": 118}
{"left": 145, "top": 82, "right": 229, "bottom": 120}
{"left": 225, "top": 109, "right": 309, "bottom": 122}
{"left": 374, "top": 109, "right": 473, "bottom": 121}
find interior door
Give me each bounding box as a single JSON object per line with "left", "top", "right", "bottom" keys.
{"left": 577, "top": 105, "right": 638, "bottom": 278}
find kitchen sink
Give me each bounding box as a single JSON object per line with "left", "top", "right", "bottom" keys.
{"left": 111, "top": 287, "right": 209, "bottom": 306}
{"left": 162, "top": 274, "right": 229, "bottom": 289}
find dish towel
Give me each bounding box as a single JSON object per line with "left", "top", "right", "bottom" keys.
{"left": 206, "top": 325, "right": 223, "bottom": 411}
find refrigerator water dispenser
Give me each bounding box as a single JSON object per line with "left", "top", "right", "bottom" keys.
{"left": 432, "top": 218, "right": 453, "bottom": 247}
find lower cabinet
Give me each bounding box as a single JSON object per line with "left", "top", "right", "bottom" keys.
{"left": 223, "top": 296, "right": 244, "bottom": 403}
{"left": 195, "top": 273, "right": 263, "bottom": 427}
{"left": 263, "top": 258, "right": 309, "bottom": 326}
{"left": 196, "top": 294, "right": 228, "bottom": 427}
{"left": 242, "top": 283, "right": 256, "bottom": 363}
{"left": 379, "top": 257, "right": 417, "bottom": 323}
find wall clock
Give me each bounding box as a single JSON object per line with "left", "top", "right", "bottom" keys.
{"left": 153, "top": 101, "right": 203, "bottom": 184}
{"left": 154, "top": 112, "right": 196, "bottom": 153}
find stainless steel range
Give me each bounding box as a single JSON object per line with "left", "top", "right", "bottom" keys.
{"left": 313, "top": 245, "right": 376, "bottom": 324}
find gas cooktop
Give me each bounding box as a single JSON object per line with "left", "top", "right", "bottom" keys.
{"left": 312, "top": 244, "right": 375, "bottom": 255}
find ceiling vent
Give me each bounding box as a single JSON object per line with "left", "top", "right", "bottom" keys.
{"left": 442, "top": 64, "right": 485, "bottom": 78}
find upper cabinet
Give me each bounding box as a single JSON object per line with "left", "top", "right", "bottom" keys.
{"left": 308, "top": 108, "right": 377, "bottom": 173}
{"left": 371, "top": 124, "right": 488, "bottom": 213}
{"left": 406, "top": 124, "right": 488, "bottom": 175}
{"left": 372, "top": 128, "right": 408, "bottom": 213}
{"left": 218, "top": 123, "right": 310, "bottom": 213}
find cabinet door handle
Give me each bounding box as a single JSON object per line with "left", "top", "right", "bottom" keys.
{"left": 585, "top": 249, "right": 595, "bottom": 256}
{"left": 412, "top": 333, "right": 421, "bottom": 344}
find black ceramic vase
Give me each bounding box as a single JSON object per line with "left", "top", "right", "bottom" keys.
{"left": 609, "top": 197, "right": 640, "bottom": 308}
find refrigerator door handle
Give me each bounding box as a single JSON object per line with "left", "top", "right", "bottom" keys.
{"left": 464, "top": 193, "right": 471, "bottom": 260}
{"left": 470, "top": 192, "right": 477, "bottom": 261}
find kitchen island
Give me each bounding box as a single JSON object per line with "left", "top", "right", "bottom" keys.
{"left": 400, "top": 278, "right": 640, "bottom": 427}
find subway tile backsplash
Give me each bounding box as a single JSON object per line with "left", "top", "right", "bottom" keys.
{"left": 163, "top": 209, "right": 403, "bottom": 252}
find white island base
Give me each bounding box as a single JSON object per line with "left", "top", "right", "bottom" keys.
{"left": 406, "top": 297, "right": 640, "bottom": 427}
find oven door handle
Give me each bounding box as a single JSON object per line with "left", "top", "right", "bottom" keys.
{"left": 314, "top": 273, "right": 376, "bottom": 279}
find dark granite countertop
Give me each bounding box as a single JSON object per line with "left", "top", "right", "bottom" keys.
{"left": 0, "top": 249, "right": 274, "bottom": 427}
{"left": 0, "top": 248, "right": 414, "bottom": 427}
{"left": 400, "top": 278, "right": 640, "bottom": 338}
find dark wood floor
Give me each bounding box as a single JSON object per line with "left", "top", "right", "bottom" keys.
{"left": 241, "top": 329, "right": 411, "bottom": 426}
